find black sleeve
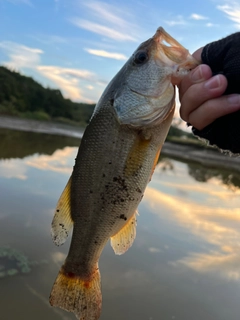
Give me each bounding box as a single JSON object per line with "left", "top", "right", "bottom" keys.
{"left": 190, "top": 32, "right": 240, "bottom": 154}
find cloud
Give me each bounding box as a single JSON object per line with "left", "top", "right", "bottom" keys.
{"left": 71, "top": 19, "right": 137, "bottom": 42}
{"left": 0, "top": 41, "right": 43, "bottom": 69}
{"left": 206, "top": 22, "right": 215, "bottom": 27}
{"left": 37, "top": 65, "right": 101, "bottom": 102}
{"left": 164, "top": 15, "right": 187, "bottom": 26}
{"left": 85, "top": 48, "right": 127, "bottom": 60}
{"left": 84, "top": 1, "right": 132, "bottom": 27}
{"left": 0, "top": 41, "right": 105, "bottom": 102}
{"left": 218, "top": 3, "right": 240, "bottom": 28}
{"left": 86, "top": 85, "right": 94, "bottom": 90}
{"left": 30, "top": 34, "right": 67, "bottom": 45}
{"left": 70, "top": 1, "right": 139, "bottom": 42}
{"left": 190, "top": 13, "right": 208, "bottom": 20}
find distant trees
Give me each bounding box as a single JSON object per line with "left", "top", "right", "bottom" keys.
{"left": 0, "top": 66, "right": 199, "bottom": 144}
{"left": 0, "top": 66, "right": 95, "bottom": 125}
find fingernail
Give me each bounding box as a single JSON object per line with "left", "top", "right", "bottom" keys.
{"left": 191, "top": 65, "right": 203, "bottom": 82}
{"left": 204, "top": 75, "right": 221, "bottom": 90}
{"left": 228, "top": 94, "right": 240, "bottom": 106}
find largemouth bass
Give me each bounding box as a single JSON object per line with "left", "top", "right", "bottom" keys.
{"left": 50, "top": 27, "right": 198, "bottom": 320}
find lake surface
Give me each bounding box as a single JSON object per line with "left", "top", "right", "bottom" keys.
{"left": 1, "top": 128, "right": 240, "bottom": 320}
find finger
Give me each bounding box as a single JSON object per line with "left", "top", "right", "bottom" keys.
{"left": 188, "top": 94, "right": 240, "bottom": 130}
{"left": 180, "top": 74, "right": 228, "bottom": 122}
{"left": 192, "top": 47, "right": 203, "bottom": 61}
{"left": 178, "top": 64, "right": 212, "bottom": 100}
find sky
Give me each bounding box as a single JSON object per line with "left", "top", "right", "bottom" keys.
{"left": 0, "top": 0, "right": 240, "bottom": 104}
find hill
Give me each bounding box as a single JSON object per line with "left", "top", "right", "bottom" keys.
{"left": 0, "top": 66, "right": 95, "bottom": 125}
{"left": 0, "top": 66, "right": 200, "bottom": 144}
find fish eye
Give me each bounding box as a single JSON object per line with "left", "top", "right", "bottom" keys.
{"left": 133, "top": 50, "right": 148, "bottom": 65}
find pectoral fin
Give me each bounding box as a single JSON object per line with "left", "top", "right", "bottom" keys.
{"left": 110, "top": 211, "right": 138, "bottom": 255}
{"left": 51, "top": 176, "right": 73, "bottom": 246}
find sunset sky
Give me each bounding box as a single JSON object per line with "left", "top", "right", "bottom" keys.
{"left": 0, "top": 0, "right": 239, "bottom": 103}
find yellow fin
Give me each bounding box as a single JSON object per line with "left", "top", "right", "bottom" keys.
{"left": 50, "top": 266, "right": 102, "bottom": 320}
{"left": 51, "top": 176, "right": 73, "bottom": 246}
{"left": 110, "top": 211, "right": 138, "bottom": 255}
{"left": 149, "top": 147, "right": 162, "bottom": 182}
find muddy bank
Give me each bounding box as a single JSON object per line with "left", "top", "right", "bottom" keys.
{"left": 0, "top": 115, "right": 84, "bottom": 139}
{"left": 162, "top": 142, "right": 240, "bottom": 173}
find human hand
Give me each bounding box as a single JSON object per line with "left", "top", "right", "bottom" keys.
{"left": 178, "top": 48, "right": 240, "bottom": 130}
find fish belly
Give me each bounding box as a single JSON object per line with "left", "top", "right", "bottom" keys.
{"left": 67, "top": 105, "right": 165, "bottom": 266}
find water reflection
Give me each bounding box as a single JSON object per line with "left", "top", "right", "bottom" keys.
{"left": 144, "top": 185, "right": 240, "bottom": 279}
{"left": 159, "top": 156, "right": 240, "bottom": 191}
{"left": 0, "top": 147, "right": 77, "bottom": 182}
{"left": 187, "top": 162, "right": 240, "bottom": 191}
{"left": 0, "top": 128, "right": 79, "bottom": 159}
{"left": 1, "top": 128, "right": 240, "bottom": 320}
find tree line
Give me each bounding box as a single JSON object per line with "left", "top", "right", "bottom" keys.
{"left": 0, "top": 65, "right": 198, "bottom": 142}
{"left": 0, "top": 66, "right": 95, "bottom": 125}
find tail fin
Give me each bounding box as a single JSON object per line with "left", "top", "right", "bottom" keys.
{"left": 49, "top": 267, "right": 102, "bottom": 320}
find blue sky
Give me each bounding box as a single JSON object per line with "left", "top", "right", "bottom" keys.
{"left": 0, "top": 0, "right": 240, "bottom": 104}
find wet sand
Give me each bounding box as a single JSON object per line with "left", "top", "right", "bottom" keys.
{"left": 1, "top": 115, "right": 239, "bottom": 172}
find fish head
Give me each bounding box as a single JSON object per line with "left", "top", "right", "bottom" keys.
{"left": 112, "top": 27, "right": 199, "bottom": 127}
{"left": 153, "top": 27, "right": 199, "bottom": 86}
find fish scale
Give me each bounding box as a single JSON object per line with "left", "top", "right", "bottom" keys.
{"left": 70, "top": 107, "right": 153, "bottom": 236}
{"left": 49, "top": 27, "right": 198, "bottom": 320}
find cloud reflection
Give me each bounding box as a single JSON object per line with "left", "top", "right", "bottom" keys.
{"left": 148, "top": 247, "right": 161, "bottom": 253}
{"left": 0, "top": 159, "right": 27, "bottom": 180}
{"left": 0, "top": 147, "right": 77, "bottom": 180}
{"left": 172, "top": 252, "right": 240, "bottom": 281}
{"left": 144, "top": 162, "right": 240, "bottom": 281}
{"left": 25, "top": 147, "right": 76, "bottom": 174}
{"left": 52, "top": 251, "right": 66, "bottom": 267}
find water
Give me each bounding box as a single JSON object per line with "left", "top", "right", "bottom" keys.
{"left": 1, "top": 128, "right": 240, "bottom": 320}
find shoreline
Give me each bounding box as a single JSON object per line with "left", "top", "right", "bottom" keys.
{"left": 0, "top": 115, "right": 84, "bottom": 139}
{"left": 1, "top": 115, "right": 240, "bottom": 172}
{"left": 162, "top": 142, "right": 240, "bottom": 173}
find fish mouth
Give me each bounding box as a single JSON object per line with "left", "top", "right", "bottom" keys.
{"left": 153, "top": 27, "right": 199, "bottom": 80}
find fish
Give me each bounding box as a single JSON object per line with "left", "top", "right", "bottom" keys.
{"left": 49, "top": 27, "right": 198, "bottom": 320}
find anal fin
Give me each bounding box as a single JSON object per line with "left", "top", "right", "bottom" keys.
{"left": 51, "top": 176, "right": 73, "bottom": 246}
{"left": 110, "top": 210, "right": 138, "bottom": 255}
